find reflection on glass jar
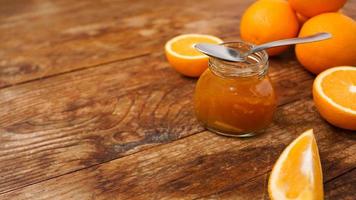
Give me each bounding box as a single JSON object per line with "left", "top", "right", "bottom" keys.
{"left": 194, "top": 41, "right": 277, "bottom": 137}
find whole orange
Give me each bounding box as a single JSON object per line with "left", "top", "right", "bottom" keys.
{"left": 289, "top": 0, "right": 347, "bottom": 18}
{"left": 240, "top": 0, "right": 299, "bottom": 56}
{"left": 295, "top": 13, "right": 356, "bottom": 74}
{"left": 296, "top": 12, "right": 308, "bottom": 25}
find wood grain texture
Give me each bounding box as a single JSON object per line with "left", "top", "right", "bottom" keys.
{"left": 0, "top": 0, "right": 251, "bottom": 88}
{"left": 0, "top": 50, "right": 315, "bottom": 194}
{"left": 1, "top": 98, "right": 355, "bottom": 199}
{"left": 0, "top": 0, "right": 355, "bottom": 199}
{"left": 324, "top": 168, "right": 356, "bottom": 200}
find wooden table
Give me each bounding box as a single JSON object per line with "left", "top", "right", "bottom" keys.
{"left": 0, "top": 0, "right": 355, "bottom": 199}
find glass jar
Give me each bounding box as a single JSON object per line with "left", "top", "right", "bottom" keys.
{"left": 194, "top": 41, "right": 277, "bottom": 137}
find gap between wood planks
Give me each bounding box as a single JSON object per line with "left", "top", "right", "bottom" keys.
{"left": 0, "top": 33, "right": 238, "bottom": 90}
{"left": 0, "top": 53, "right": 150, "bottom": 90}
{"left": 324, "top": 166, "right": 356, "bottom": 185}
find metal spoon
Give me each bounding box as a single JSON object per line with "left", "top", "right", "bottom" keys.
{"left": 194, "top": 32, "right": 332, "bottom": 62}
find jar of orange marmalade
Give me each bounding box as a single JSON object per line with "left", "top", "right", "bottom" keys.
{"left": 194, "top": 41, "right": 277, "bottom": 137}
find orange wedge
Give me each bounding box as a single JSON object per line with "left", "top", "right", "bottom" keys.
{"left": 165, "top": 34, "right": 223, "bottom": 77}
{"left": 313, "top": 66, "right": 356, "bottom": 130}
{"left": 269, "top": 129, "right": 323, "bottom": 200}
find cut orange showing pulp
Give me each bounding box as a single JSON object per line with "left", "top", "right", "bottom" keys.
{"left": 268, "top": 129, "right": 323, "bottom": 200}
{"left": 165, "top": 34, "right": 223, "bottom": 77}
{"left": 313, "top": 66, "right": 356, "bottom": 130}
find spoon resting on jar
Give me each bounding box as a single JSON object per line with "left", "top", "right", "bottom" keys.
{"left": 194, "top": 32, "right": 332, "bottom": 62}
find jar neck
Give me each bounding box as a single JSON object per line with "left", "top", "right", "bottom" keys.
{"left": 208, "top": 42, "right": 269, "bottom": 79}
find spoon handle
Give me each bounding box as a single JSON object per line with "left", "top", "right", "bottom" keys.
{"left": 250, "top": 32, "right": 332, "bottom": 53}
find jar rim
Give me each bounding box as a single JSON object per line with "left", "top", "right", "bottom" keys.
{"left": 208, "top": 41, "right": 269, "bottom": 78}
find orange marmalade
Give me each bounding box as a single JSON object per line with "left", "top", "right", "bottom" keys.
{"left": 194, "top": 42, "right": 277, "bottom": 137}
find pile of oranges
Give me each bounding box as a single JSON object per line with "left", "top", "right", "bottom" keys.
{"left": 165, "top": 0, "right": 355, "bottom": 77}
{"left": 240, "top": 0, "right": 356, "bottom": 74}
{"left": 164, "top": 0, "right": 356, "bottom": 131}
{"left": 240, "top": 0, "right": 356, "bottom": 131}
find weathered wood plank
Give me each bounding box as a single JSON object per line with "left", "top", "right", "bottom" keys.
{"left": 0, "top": 0, "right": 252, "bottom": 88}
{"left": 1, "top": 98, "right": 354, "bottom": 199}
{"left": 0, "top": 50, "right": 314, "bottom": 194}
{"left": 1, "top": 0, "right": 355, "bottom": 89}
{"left": 0, "top": 53, "right": 201, "bottom": 193}
{"left": 196, "top": 173, "right": 269, "bottom": 200}
{"left": 325, "top": 168, "right": 356, "bottom": 200}
{"left": 0, "top": 0, "right": 355, "bottom": 198}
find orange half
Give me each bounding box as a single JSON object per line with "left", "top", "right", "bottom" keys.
{"left": 313, "top": 66, "right": 356, "bottom": 130}
{"left": 165, "top": 34, "right": 223, "bottom": 77}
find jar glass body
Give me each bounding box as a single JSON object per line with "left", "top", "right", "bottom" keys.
{"left": 194, "top": 42, "right": 277, "bottom": 137}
